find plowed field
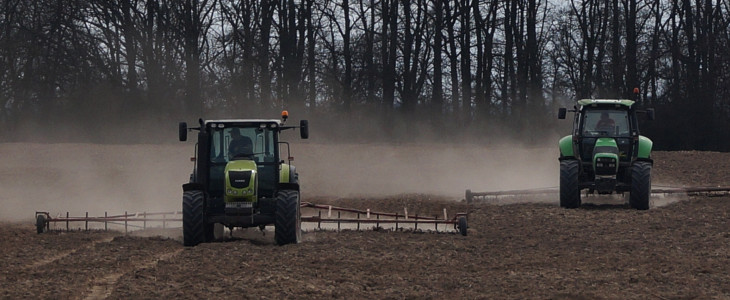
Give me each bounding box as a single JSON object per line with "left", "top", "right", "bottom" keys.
{"left": 1, "top": 143, "right": 729, "bottom": 299}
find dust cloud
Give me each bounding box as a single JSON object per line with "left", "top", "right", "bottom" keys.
{"left": 0, "top": 143, "right": 191, "bottom": 222}
{"left": 0, "top": 139, "right": 560, "bottom": 222}
{"left": 292, "top": 142, "right": 559, "bottom": 198}
{"left": 0, "top": 108, "right": 567, "bottom": 222}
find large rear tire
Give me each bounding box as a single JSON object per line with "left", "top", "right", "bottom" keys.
{"left": 183, "top": 190, "right": 206, "bottom": 246}
{"left": 630, "top": 161, "right": 652, "bottom": 210}
{"left": 560, "top": 159, "right": 581, "bottom": 208}
{"left": 275, "top": 190, "right": 301, "bottom": 245}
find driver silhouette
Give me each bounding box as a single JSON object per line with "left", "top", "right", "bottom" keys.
{"left": 228, "top": 128, "right": 253, "bottom": 160}
{"left": 595, "top": 112, "right": 615, "bottom": 132}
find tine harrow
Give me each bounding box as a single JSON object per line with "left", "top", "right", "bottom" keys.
{"left": 466, "top": 186, "right": 730, "bottom": 204}
{"left": 35, "top": 202, "right": 470, "bottom": 236}
{"left": 300, "top": 202, "right": 468, "bottom": 236}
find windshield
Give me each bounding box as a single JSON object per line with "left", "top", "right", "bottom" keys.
{"left": 209, "top": 125, "right": 276, "bottom": 163}
{"left": 582, "top": 109, "right": 630, "bottom": 137}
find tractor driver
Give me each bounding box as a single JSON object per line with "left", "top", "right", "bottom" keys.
{"left": 595, "top": 112, "right": 615, "bottom": 132}
{"left": 228, "top": 128, "right": 254, "bottom": 160}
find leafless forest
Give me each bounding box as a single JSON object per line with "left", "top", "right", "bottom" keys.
{"left": 1, "top": 0, "right": 730, "bottom": 148}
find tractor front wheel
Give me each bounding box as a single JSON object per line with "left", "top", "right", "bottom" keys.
{"left": 275, "top": 190, "right": 301, "bottom": 245}
{"left": 630, "top": 161, "right": 652, "bottom": 210}
{"left": 183, "top": 190, "right": 206, "bottom": 246}
{"left": 560, "top": 159, "right": 581, "bottom": 208}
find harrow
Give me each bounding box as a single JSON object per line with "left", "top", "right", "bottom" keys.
{"left": 465, "top": 186, "right": 730, "bottom": 204}
{"left": 35, "top": 202, "right": 469, "bottom": 236}
{"left": 300, "top": 202, "right": 468, "bottom": 236}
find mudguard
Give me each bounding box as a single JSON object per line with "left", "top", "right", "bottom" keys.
{"left": 559, "top": 135, "right": 575, "bottom": 158}
{"left": 637, "top": 136, "right": 653, "bottom": 159}
{"left": 182, "top": 182, "right": 205, "bottom": 192}
{"left": 279, "top": 164, "right": 291, "bottom": 183}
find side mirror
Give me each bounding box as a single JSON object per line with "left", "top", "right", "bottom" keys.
{"left": 179, "top": 122, "right": 188, "bottom": 141}
{"left": 558, "top": 108, "right": 567, "bottom": 119}
{"left": 646, "top": 108, "right": 655, "bottom": 121}
{"left": 300, "top": 120, "right": 309, "bottom": 139}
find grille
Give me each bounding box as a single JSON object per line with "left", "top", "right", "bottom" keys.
{"left": 594, "top": 157, "right": 617, "bottom": 175}
{"left": 229, "top": 171, "right": 252, "bottom": 189}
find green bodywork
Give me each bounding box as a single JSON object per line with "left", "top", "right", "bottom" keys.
{"left": 224, "top": 161, "right": 294, "bottom": 203}
{"left": 637, "top": 136, "right": 653, "bottom": 159}
{"left": 593, "top": 138, "right": 619, "bottom": 174}
{"left": 559, "top": 135, "right": 574, "bottom": 157}
{"left": 577, "top": 99, "right": 635, "bottom": 107}
{"left": 279, "top": 164, "right": 292, "bottom": 183}
{"left": 594, "top": 137, "right": 617, "bottom": 149}
{"left": 224, "top": 160, "right": 257, "bottom": 203}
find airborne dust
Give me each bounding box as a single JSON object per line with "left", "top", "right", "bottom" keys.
{"left": 0, "top": 115, "right": 564, "bottom": 221}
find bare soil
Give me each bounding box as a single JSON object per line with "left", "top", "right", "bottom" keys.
{"left": 1, "top": 143, "right": 729, "bottom": 299}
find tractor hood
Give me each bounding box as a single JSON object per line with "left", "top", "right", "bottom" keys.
{"left": 224, "top": 159, "right": 258, "bottom": 203}
{"left": 592, "top": 138, "right": 619, "bottom": 175}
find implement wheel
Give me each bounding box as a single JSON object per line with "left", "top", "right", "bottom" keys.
{"left": 560, "top": 159, "right": 582, "bottom": 208}
{"left": 275, "top": 190, "right": 301, "bottom": 245}
{"left": 457, "top": 216, "right": 468, "bottom": 236}
{"left": 36, "top": 214, "right": 47, "bottom": 234}
{"left": 183, "top": 190, "right": 206, "bottom": 246}
{"left": 630, "top": 161, "right": 652, "bottom": 210}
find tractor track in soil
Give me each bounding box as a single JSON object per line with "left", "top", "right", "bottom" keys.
{"left": 1, "top": 144, "right": 730, "bottom": 299}
{"left": 84, "top": 248, "right": 183, "bottom": 300}
{"left": 22, "top": 236, "right": 116, "bottom": 271}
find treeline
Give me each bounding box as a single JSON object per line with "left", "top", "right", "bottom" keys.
{"left": 1, "top": 0, "right": 729, "bottom": 149}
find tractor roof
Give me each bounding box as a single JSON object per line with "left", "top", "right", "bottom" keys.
{"left": 204, "top": 119, "right": 282, "bottom": 126}
{"left": 577, "top": 99, "right": 635, "bottom": 107}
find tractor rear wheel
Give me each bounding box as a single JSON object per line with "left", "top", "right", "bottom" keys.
{"left": 560, "top": 159, "right": 581, "bottom": 208}
{"left": 275, "top": 190, "right": 301, "bottom": 245}
{"left": 630, "top": 161, "right": 652, "bottom": 210}
{"left": 183, "top": 190, "right": 206, "bottom": 246}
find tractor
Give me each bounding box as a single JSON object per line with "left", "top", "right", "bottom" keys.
{"left": 178, "top": 111, "right": 309, "bottom": 246}
{"left": 557, "top": 95, "right": 655, "bottom": 209}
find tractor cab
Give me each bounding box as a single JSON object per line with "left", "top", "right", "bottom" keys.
{"left": 205, "top": 121, "right": 286, "bottom": 213}
{"left": 567, "top": 100, "right": 641, "bottom": 169}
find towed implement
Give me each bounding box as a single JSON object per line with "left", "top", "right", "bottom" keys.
{"left": 35, "top": 202, "right": 469, "bottom": 236}
{"left": 466, "top": 186, "right": 730, "bottom": 204}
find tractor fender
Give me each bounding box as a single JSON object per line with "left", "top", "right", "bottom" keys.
{"left": 279, "top": 164, "right": 292, "bottom": 183}
{"left": 559, "top": 135, "right": 575, "bottom": 158}
{"left": 183, "top": 182, "right": 205, "bottom": 192}
{"left": 637, "top": 136, "right": 653, "bottom": 159}
{"left": 278, "top": 182, "right": 300, "bottom": 191}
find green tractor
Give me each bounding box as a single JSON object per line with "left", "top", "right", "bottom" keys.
{"left": 178, "top": 111, "right": 309, "bottom": 246}
{"left": 557, "top": 98, "right": 655, "bottom": 209}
